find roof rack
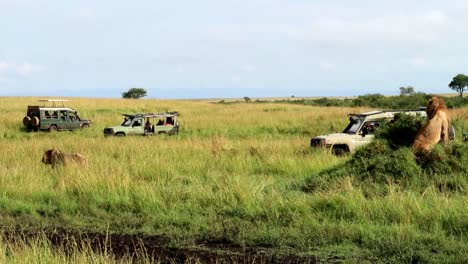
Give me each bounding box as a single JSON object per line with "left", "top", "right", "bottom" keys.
{"left": 348, "top": 109, "right": 426, "bottom": 117}
{"left": 122, "top": 112, "right": 179, "bottom": 118}
{"left": 38, "top": 99, "right": 69, "bottom": 107}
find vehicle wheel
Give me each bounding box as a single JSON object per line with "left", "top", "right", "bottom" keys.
{"left": 116, "top": 132, "right": 125, "bottom": 137}
{"left": 81, "top": 123, "right": 89, "bottom": 129}
{"left": 22, "top": 116, "right": 31, "bottom": 127}
{"left": 48, "top": 125, "right": 57, "bottom": 132}
{"left": 332, "top": 147, "right": 348, "bottom": 156}
{"left": 31, "top": 116, "right": 40, "bottom": 127}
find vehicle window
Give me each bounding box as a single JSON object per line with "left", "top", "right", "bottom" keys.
{"left": 121, "top": 118, "right": 132, "bottom": 126}
{"left": 69, "top": 111, "right": 77, "bottom": 121}
{"left": 133, "top": 120, "right": 141, "bottom": 127}
{"left": 59, "top": 110, "right": 68, "bottom": 120}
{"left": 360, "top": 121, "right": 380, "bottom": 135}
{"left": 156, "top": 119, "right": 164, "bottom": 126}
{"left": 343, "top": 118, "right": 363, "bottom": 134}
{"left": 44, "top": 111, "right": 51, "bottom": 119}
{"left": 52, "top": 111, "right": 59, "bottom": 119}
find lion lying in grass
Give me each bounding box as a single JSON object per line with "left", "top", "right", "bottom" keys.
{"left": 413, "top": 96, "right": 450, "bottom": 155}
{"left": 42, "top": 149, "right": 86, "bottom": 168}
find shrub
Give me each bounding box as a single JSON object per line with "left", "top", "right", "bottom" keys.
{"left": 375, "top": 113, "right": 426, "bottom": 149}
{"left": 349, "top": 140, "right": 421, "bottom": 182}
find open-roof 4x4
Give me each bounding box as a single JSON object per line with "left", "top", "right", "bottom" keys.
{"left": 23, "top": 99, "right": 92, "bottom": 132}
{"left": 103, "top": 112, "right": 179, "bottom": 136}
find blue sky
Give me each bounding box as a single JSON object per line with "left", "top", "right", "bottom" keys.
{"left": 1, "top": 0, "right": 468, "bottom": 99}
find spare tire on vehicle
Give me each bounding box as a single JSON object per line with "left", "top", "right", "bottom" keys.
{"left": 31, "top": 116, "right": 40, "bottom": 127}
{"left": 23, "top": 116, "right": 31, "bottom": 127}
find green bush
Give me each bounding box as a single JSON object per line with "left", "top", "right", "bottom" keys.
{"left": 375, "top": 112, "right": 426, "bottom": 149}
{"left": 349, "top": 141, "right": 422, "bottom": 182}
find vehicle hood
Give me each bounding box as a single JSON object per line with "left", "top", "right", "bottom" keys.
{"left": 105, "top": 125, "right": 125, "bottom": 130}
{"left": 313, "top": 133, "right": 351, "bottom": 139}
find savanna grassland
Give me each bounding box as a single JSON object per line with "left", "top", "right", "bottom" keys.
{"left": 0, "top": 97, "right": 467, "bottom": 263}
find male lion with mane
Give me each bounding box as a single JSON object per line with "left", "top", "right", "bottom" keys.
{"left": 413, "top": 96, "right": 450, "bottom": 155}
{"left": 42, "top": 149, "right": 86, "bottom": 168}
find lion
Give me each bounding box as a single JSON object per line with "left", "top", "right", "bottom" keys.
{"left": 413, "top": 96, "right": 450, "bottom": 155}
{"left": 42, "top": 149, "right": 86, "bottom": 168}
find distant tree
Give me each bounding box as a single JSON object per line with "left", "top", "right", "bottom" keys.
{"left": 122, "top": 88, "right": 147, "bottom": 99}
{"left": 448, "top": 74, "right": 468, "bottom": 98}
{"left": 399, "top": 86, "right": 415, "bottom": 96}
{"left": 243, "top": 96, "right": 251, "bottom": 103}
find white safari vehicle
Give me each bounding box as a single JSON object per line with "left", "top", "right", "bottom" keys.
{"left": 310, "top": 109, "right": 427, "bottom": 155}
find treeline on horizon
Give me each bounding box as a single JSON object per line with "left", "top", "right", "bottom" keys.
{"left": 221, "top": 93, "right": 468, "bottom": 109}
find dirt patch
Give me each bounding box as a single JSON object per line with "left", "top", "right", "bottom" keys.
{"left": 2, "top": 228, "right": 318, "bottom": 263}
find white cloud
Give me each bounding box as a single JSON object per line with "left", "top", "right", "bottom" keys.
{"left": 72, "top": 8, "right": 97, "bottom": 21}
{"left": 16, "top": 62, "right": 43, "bottom": 76}
{"left": 423, "top": 10, "right": 448, "bottom": 26}
{"left": 231, "top": 75, "right": 241, "bottom": 84}
{"left": 0, "top": 61, "right": 10, "bottom": 72}
{"left": 319, "top": 61, "right": 336, "bottom": 72}
{"left": 242, "top": 64, "right": 256, "bottom": 73}
{"left": 175, "top": 64, "right": 185, "bottom": 73}
{"left": 284, "top": 10, "right": 450, "bottom": 46}
{"left": 0, "top": 0, "right": 32, "bottom": 5}
{"left": 407, "top": 57, "right": 427, "bottom": 68}
{"left": 207, "top": 26, "right": 248, "bottom": 47}
{"left": 0, "top": 61, "right": 45, "bottom": 77}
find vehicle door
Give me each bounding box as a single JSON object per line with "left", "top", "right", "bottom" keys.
{"left": 159, "top": 116, "right": 176, "bottom": 134}
{"left": 67, "top": 111, "right": 82, "bottom": 129}
{"left": 128, "top": 118, "right": 144, "bottom": 135}
{"left": 344, "top": 117, "right": 363, "bottom": 151}
{"left": 355, "top": 121, "right": 379, "bottom": 148}
{"left": 40, "top": 110, "right": 59, "bottom": 129}
{"left": 166, "top": 115, "right": 178, "bottom": 134}
{"left": 153, "top": 117, "right": 166, "bottom": 133}
{"left": 57, "top": 110, "right": 72, "bottom": 130}
{"left": 39, "top": 110, "right": 52, "bottom": 129}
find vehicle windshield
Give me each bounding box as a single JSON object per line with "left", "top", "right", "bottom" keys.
{"left": 121, "top": 118, "right": 132, "bottom": 126}
{"left": 69, "top": 111, "right": 81, "bottom": 121}
{"left": 343, "top": 117, "right": 363, "bottom": 134}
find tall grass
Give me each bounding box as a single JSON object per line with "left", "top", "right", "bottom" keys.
{"left": 0, "top": 97, "right": 467, "bottom": 262}
{"left": 0, "top": 235, "right": 156, "bottom": 264}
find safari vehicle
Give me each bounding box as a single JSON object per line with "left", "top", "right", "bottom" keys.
{"left": 23, "top": 99, "right": 92, "bottom": 132}
{"left": 310, "top": 109, "right": 427, "bottom": 155}
{"left": 103, "top": 112, "right": 179, "bottom": 136}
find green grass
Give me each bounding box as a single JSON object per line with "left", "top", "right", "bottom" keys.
{"left": 0, "top": 235, "right": 154, "bottom": 264}
{"left": 0, "top": 97, "right": 467, "bottom": 263}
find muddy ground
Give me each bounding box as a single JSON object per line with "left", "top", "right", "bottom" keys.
{"left": 1, "top": 228, "right": 322, "bottom": 263}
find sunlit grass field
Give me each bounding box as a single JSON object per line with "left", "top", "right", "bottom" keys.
{"left": 0, "top": 97, "right": 467, "bottom": 263}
